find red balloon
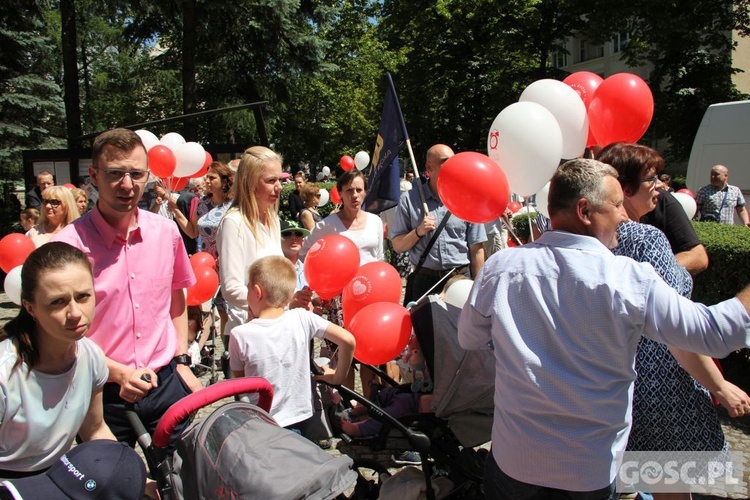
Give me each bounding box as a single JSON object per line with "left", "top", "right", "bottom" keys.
{"left": 190, "top": 151, "right": 213, "bottom": 179}
{"left": 342, "top": 262, "right": 402, "bottom": 327}
{"left": 186, "top": 265, "right": 219, "bottom": 306}
{"left": 563, "top": 71, "right": 603, "bottom": 109}
{"left": 148, "top": 145, "right": 177, "bottom": 178}
{"left": 189, "top": 251, "right": 216, "bottom": 270}
{"left": 162, "top": 176, "right": 189, "bottom": 192}
{"left": 330, "top": 186, "right": 342, "bottom": 204}
{"left": 0, "top": 234, "right": 36, "bottom": 273}
{"left": 349, "top": 302, "right": 413, "bottom": 365}
{"left": 63, "top": 183, "right": 76, "bottom": 190}
{"left": 303, "top": 235, "right": 360, "bottom": 299}
{"left": 340, "top": 155, "right": 355, "bottom": 172}
{"left": 507, "top": 201, "right": 522, "bottom": 214}
{"left": 587, "top": 73, "right": 654, "bottom": 147}
{"left": 437, "top": 152, "right": 510, "bottom": 224}
{"left": 677, "top": 188, "right": 694, "bottom": 198}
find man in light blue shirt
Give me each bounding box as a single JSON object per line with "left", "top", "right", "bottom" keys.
{"left": 459, "top": 158, "right": 750, "bottom": 499}
{"left": 390, "top": 144, "right": 486, "bottom": 303}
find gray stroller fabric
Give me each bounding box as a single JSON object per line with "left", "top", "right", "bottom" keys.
{"left": 170, "top": 402, "right": 357, "bottom": 499}
{"left": 424, "top": 297, "right": 495, "bottom": 448}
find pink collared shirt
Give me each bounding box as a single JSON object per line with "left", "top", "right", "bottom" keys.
{"left": 53, "top": 206, "right": 196, "bottom": 371}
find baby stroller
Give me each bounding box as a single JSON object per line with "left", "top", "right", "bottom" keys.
{"left": 328, "top": 295, "right": 496, "bottom": 499}
{"left": 128, "top": 378, "right": 357, "bottom": 499}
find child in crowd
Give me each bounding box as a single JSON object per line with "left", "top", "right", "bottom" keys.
{"left": 229, "top": 255, "right": 355, "bottom": 438}
{"left": 19, "top": 208, "right": 39, "bottom": 232}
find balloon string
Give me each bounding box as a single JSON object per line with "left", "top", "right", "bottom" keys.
{"left": 526, "top": 199, "right": 534, "bottom": 243}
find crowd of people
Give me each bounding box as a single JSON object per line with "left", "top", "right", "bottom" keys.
{"left": 2, "top": 127, "right": 750, "bottom": 500}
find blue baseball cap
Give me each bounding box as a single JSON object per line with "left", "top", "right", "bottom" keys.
{"left": 3, "top": 440, "right": 146, "bottom": 499}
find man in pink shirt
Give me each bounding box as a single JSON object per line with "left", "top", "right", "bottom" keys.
{"left": 53, "top": 128, "right": 200, "bottom": 447}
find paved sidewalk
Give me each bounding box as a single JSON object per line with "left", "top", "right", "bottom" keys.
{"left": 0, "top": 294, "right": 748, "bottom": 497}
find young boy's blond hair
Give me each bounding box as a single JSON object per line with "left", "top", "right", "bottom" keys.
{"left": 248, "top": 255, "right": 297, "bottom": 308}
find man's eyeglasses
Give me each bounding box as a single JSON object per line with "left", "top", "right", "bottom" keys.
{"left": 97, "top": 168, "right": 150, "bottom": 183}
{"left": 282, "top": 231, "right": 306, "bottom": 238}
{"left": 639, "top": 176, "right": 659, "bottom": 188}
{"left": 42, "top": 199, "right": 62, "bottom": 207}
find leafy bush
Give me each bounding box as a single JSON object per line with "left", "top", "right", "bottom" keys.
{"left": 278, "top": 181, "right": 338, "bottom": 223}
{"left": 691, "top": 220, "right": 750, "bottom": 390}
{"left": 510, "top": 211, "right": 539, "bottom": 244}
{"left": 691, "top": 221, "right": 750, "bottom": 305}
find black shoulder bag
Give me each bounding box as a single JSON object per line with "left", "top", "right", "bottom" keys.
{"left": 403, "top": 211, "right": 452, "bottom": 305}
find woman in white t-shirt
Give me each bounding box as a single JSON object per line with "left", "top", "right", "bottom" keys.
{"left": 0, "top": 242, "right": 114, "bottom": 478}
{"left": 301, "top": 170, "right": 385, "bottom": 395}
{"left": 301, "top": 169, "right": 384, "bottom": 266}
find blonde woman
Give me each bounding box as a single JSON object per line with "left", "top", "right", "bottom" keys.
{"left": 71, "top": 188, "right": 89, "bottom": 215}
{"left": 217, "top": 146, "right": 285, "bottom": 335}
{"left": 26, "top": 186, "right": 79, "bottom": 247}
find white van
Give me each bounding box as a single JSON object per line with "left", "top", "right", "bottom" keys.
{"left": 686, "top": 100, "right": 750, "bottom": 195}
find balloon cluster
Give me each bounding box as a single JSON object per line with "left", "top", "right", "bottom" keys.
{"left": 0, "top": 234, "right": 36, "bottom": 306}
{"left": 136, "top": 130, "right": 213, "bottom": 191}
{"left": 486, "top": 73, "right": 654, "bottom": 203}
{"left": 340, "top": 151, "right": 370, "bottom": 172}
{"left": 186, "top": 252, "right": 219, "bottom": 306}
{"left": 302, "top": 235, "right": 410, "bottom": 364}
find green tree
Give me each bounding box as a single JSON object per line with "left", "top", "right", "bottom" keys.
{"left": 0, "top": 0, "right": 65, "bottom": 179}
{"left": 580, "top": 0, "right": 750, "bottom": 161}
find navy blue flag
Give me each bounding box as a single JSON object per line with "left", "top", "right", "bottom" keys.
{"left": 364, "top": 74, "right": 408, "bottom": 213}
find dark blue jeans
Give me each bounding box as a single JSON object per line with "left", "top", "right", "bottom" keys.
{"left": 484, "top": 450, "right": 617, "bottom": 500}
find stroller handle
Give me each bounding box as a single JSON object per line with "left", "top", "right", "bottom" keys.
{"left": 152, "top": 377, "right": 274, "bottom": 449}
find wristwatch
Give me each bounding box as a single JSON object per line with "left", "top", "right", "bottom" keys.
{"left": 173, "top": 354, "right": 190, "bottom": 366}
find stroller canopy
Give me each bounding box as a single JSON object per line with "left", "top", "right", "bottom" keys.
{"left": 411, "top": 296, "right": 495, "bottom": 448}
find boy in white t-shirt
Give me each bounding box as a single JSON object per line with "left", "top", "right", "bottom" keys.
{"left": 229, "top": 255, "right": 355, "bottom": 433}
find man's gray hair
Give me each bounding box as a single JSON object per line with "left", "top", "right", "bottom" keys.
{"left": 547, "top": 158, "right": 618, "bottom": 217}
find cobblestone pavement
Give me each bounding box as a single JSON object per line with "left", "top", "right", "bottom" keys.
{"left": 1, "top": 295, "right": 748, "bottom": 497}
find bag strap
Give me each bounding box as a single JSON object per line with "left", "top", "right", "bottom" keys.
{"left": 718, "top": 188, "right": 729, "bottom": 216}
{"left": 413, "top": 211, "right": 452, "bottom": 274}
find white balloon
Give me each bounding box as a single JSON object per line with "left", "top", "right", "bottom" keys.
{"left": 135, "top": 130, "right": 160, "bottom": 152}
{"left": 317, "top": 188, "right": 330, "bottom": 207}
{"left": 4, "top": 265, "right": 22, "bottom": 306}
{"left": 160, "top": 132, "right": 186, "bottom": 153}
{"left": 534, "top": 182, "right": 551, "bottom": 218}
{"left": 322, "top": 166, "right": 331, "bottom": 176}
{"left": 672, "top": 192, "right": 697, "bottom": 220}
{"left": 355, "top": 151, "right": 370, "bottom": 171}
{"left": 173, "top": 142, "right": 206, "bottom": 178}
{"left": 519, "top": 79, "right": 589, "bottom": 160}
{"left": 443, "top": 279, "right": 474, "bottom": 309}
{"left": 487, "top": 102, "right": 563, "bottom": 197}
{"left": 316, "top": 172, "right": 325, "bottom": 181}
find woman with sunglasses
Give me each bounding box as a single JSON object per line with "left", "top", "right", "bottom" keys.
{"left": 298, "top": 182, "right": 323, "bottom": 231}
{"left": 25, "top": 186, "right": 79, "bottom": 247}
{"left": 600, "top": 143, "right": 748, "bottom": 500}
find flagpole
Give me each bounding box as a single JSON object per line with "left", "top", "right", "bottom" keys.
{"left": 404, "top": 138, "right": 429, "bottom": 214}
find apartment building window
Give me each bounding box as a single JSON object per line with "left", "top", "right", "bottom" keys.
{"left": 579, "top": 39, "right": 586, "bottom": 63}
{"left": 613, "top": 32, "right": 629, "bottom": 53}
{"left": 554, "top": 51, "right": 568, "bottom": 68}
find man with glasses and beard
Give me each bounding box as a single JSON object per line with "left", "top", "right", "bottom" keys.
{"left": 53, "top": 128, "right": 200, "bottom": 449}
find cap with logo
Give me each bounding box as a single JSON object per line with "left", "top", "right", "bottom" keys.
{"left": 2, "top": 440, "right": 146, "bottom": 500}
{"left": 280, "top": 220, "right": 310, "bottom": 237}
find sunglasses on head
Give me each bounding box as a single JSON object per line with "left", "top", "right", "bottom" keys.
{"left": 282, "top": 231, "right": 305, "bottom": 238}
{"left": 43, "top": 199, "right": 62, "bottom": 207}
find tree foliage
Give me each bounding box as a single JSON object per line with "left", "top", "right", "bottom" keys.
{"left": 580, "top": 0, "right": 750, "bottom": 161}
{"left": 0, "top": 0, "right": 65, "bottom": 178}
{"left": 4, "top": 0, "right": 750, "bottom": 181}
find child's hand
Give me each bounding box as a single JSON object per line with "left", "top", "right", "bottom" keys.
{"left": 312, "top": 365, "right": 337, "bottom": 384}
